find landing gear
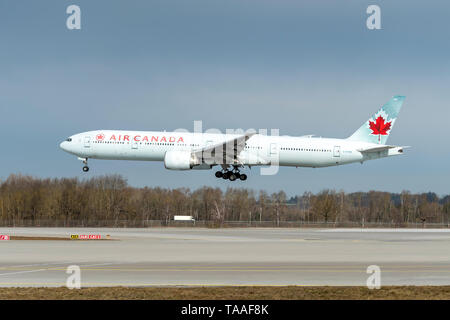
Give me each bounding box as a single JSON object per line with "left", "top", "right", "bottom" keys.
{"left": 80, "top": 158, "right": 89, "bottom": 173}
{"left": 215, "top": 166, "right": 247, "bottom": 181}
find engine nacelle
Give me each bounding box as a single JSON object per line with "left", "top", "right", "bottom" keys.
{"left": 164, "top": 151, "right": 195, "bottom": 170}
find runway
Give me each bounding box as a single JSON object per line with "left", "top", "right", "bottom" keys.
{"left": 0, "top": 228, "right": 449, "bottom": 287}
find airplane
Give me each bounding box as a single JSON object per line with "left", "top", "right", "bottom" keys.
{"left": 60, "top": 95, "right": 407, "bottom": 181}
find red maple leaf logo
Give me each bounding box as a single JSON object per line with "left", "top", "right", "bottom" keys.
{"left": 96, "top": 134, "right": 105, "bottom": 141}
{"left": 369, "top": 116, "right": 392, "bottom": 142}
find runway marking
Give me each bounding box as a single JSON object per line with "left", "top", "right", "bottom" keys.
{"left": 57, "top": 269, "right": 450, "bottom": 273}
{"left": 1, "top": 282, "right": 449, "bottom": 287}
{"left": 320, "top": 229, "right": 450, "bottom": 233}
{"left": 0, "top": 282, "right": 357, "bottom": 287}
{"left": 1, "top": 267, "right": 449, "bottom": 273}
{"left": 0, "top": 263, "right": 116, "bottom": 276}
{"left": 0, "top": 269, "right": 49, "bottom": 276}
{"left": 0, "top": 261, "right": 76, "bottom": 276}
{"left": 0, "top": 262, "right": 114, "bottom": 270}
{"left": 0, "top": 262, "right": 74, "bottom": 269}
{"left": 1, "top": 264, "right": 449, "bottom": 271}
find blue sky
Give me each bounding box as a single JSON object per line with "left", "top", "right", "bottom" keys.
{"left": 1, "top": 1, "right": 449, "bottom": 196}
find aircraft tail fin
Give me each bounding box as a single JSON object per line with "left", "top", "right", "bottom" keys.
{"left": 347, "top": 95, "right": 405, "bottom": 144}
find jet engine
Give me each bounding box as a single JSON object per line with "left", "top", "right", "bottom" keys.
{"left": 164, "top": 151, "right": 196, "bottom": 170}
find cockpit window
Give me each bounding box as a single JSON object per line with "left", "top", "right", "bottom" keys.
{"left": 66, "top": 138, "right": 72, "bottom": 142}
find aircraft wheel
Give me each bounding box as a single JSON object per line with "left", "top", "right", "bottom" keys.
{"left": 239, "top": 174, "right": 247, "bottom": 181}
{"left": 229, "top": 173, "right": 237, "bottom": 181}
{"left": 222, "top": 172, "right": 230, "bottom": 179}
{"left": 215, "top": 171, "right": 223, "bottom": 178}
{"left": 234, "top": 172, "right": 241, "bottom": 179}
{"left": 82, "top": 166, "right": 89, "bottom": 172}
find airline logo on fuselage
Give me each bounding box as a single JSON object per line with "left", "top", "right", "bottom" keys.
{"left": 96, "top": 134, "right": 185, "bottom": 143}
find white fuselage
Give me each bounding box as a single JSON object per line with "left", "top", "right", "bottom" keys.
{"left": 60, "top": 130, "right": 403, "bottom": 169}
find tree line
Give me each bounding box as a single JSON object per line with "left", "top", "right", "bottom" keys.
{"left": 0, "top": 174, "right": 449, "bottom": 227}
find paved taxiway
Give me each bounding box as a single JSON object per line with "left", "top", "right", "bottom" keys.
{"left": 0, "top": 228, "right": 449, "bottom": 287}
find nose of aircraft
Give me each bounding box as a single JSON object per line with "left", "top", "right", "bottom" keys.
{"left": 60, "top": 141, "right": 68, "bottom": 151}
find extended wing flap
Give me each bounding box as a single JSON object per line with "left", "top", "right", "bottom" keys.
{"left": 193, "top": 132, "right": 257, "bottom": 165}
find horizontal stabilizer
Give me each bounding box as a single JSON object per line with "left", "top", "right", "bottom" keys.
{"left": 358, "top": 146, "right": 410, "bottom": 156}
{"left": 357, "top": 145, "right": 396, "bottom": 153}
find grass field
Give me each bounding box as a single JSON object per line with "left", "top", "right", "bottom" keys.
{"left": 0, "top": 286, "right": 449, "bottom": 300}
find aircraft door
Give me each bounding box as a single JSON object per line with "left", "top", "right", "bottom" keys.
{"left": 333, "top": 146, "right": 341, "bottom": 157}
{"left": 84, "top": 136, "right": 91, "bottom": 148}
{"left": 270, "top": 143, "right": 278, "bottom": 155}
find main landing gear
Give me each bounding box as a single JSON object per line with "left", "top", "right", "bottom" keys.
{"left": 215, "top": 166, "right": 247, "bottom": 181}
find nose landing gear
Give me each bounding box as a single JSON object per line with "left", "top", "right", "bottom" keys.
{"left": 79, "top": 158, "right": 89, "bottom": 173}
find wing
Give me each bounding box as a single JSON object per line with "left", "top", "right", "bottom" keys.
{"left": 193, "top": 132, "right": 257, "bottom": 165}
